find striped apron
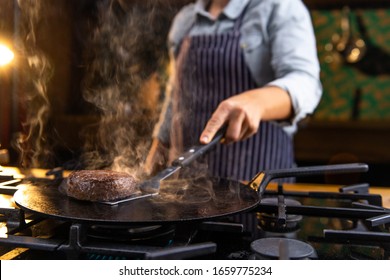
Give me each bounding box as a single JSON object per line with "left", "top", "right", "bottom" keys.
{"left": 171, "top": 9, "right": 294, "bottom": 183}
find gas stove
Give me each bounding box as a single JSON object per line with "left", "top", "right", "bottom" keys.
{"left": 0, "top": 165, "right": 389, "bottom": 260}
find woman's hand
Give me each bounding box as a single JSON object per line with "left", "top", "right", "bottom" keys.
{"left": 200, "top": 86, "right": 293, "bottom": 145}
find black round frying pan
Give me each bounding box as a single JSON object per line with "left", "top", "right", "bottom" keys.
{"left": 13, "top": 163, "right": 368, "bottom": 225}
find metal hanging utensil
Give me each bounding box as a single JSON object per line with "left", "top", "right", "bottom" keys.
{"left": 336, "top": 6, "right": 367, "bottom": 64}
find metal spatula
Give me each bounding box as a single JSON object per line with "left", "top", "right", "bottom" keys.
{"left": 100, "top": 127, "right": 226, "bottom": 206}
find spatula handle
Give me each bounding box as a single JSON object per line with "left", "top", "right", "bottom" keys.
{"left": 171, "top": 126, "right": 226, "bottom": 167}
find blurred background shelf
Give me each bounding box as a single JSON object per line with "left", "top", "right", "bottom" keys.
{"left": 295, "top": 119, "right": 390, "bottom": 186}
{"left": 295, "top": 119, "right": 390, "bottom": 163}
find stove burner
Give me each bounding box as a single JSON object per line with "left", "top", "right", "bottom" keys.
{"left": 251, "top": 237, "right": 317, "bottom": 260}
{"left": 257, "top": 198, "right": 303, "bottom": 233}
{"left": 0, "top": 164, "right": 387, "bottom": 260}
{"left": 87, "top": 224, "right": 176, "bottom": 246}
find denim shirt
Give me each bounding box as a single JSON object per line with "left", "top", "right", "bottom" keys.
{"left": 155, "top": 0, "right": 322, "bottom": 143}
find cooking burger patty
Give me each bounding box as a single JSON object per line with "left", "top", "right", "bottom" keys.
{"left": 65, "top": 170, "right": 138, "bottom": 202}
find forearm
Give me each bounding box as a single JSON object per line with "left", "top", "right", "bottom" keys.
{"left": 200, "top": 86, "right": 293, "bottom": 144}
{"left": 247, "top": 86, "right": 293, "bottom": 122}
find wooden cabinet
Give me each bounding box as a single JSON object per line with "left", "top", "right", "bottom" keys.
{"left": 294, "top": 119, "right": 390, "bottom": 163}
{"left": 293, "top": 119, "right": 390, "bottom": 186}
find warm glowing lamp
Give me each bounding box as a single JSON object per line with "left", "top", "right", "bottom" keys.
{"left": 0, "top": 43, "right": 15, "bottom": 67}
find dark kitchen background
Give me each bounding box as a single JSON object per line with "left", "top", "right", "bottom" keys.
{"left": 1, "top": 0, "right": 390, "bottom": 185}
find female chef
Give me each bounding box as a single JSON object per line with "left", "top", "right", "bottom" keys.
{"left": 146, "top": 0, "right": 322, "bottom": 182}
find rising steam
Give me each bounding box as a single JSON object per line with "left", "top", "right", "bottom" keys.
{"left": 15, "top": 0, "right": 54, "bottom": 168}
{"left": 13, "top": 0, "right": 187, "bottom": 174}
{"left": 80, "top": 0, "right": 179, "bottom": 178}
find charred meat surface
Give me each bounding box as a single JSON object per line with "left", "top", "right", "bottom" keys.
{"left": 65, "top": 170, "right": 138, "bottom": 202}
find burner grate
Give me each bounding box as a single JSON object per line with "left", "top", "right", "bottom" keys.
{"left": 0, "top": 166, "right": 389, "bottom": 260}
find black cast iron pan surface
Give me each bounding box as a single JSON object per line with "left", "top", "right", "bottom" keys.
{"left": 13, "top": 163, "right": 369, "bottom": 225}
{"left": 13, "top": 176, "right": 259, "bottom": 225}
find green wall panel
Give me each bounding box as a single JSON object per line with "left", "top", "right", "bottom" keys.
{"left": 311, "top": 9, "right": 390, "bottom": 120}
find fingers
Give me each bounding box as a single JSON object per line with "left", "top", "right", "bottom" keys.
{"left": 225, "top": 114, "right": 258, "bottom": 144}
{"left": 200, "top": 101, "right": 260, "bottom": 145}
{"left": 199, "top": 89, "right": 266, "bottom": 145}
{"left": 200, "top": 104, "right": 230, "bottom": 144}
{"left": 240, "top": 120, "right": 259, "bottom": 141}
{"left": 224, "top": 109, "right": 245, "bottom": 144}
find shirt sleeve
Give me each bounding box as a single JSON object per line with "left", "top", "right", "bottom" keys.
{"left": 265, "top": 0, "right": 322, "bottom": 127}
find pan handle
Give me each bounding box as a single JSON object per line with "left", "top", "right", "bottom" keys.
{"left": 171, "top": 126, "right": 227, "bottom": 167}
{"left": 248, "top": 163, "right": 369, "bottom": 200}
